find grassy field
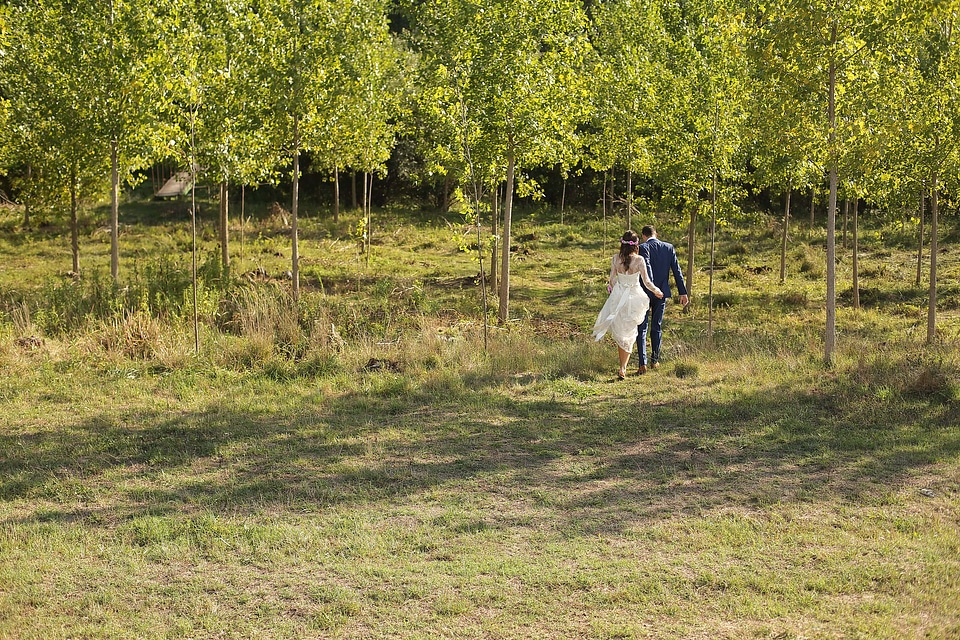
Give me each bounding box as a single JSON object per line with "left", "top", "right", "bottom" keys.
{"left": 1, "top": 194, "right": 959, "bottom": 639}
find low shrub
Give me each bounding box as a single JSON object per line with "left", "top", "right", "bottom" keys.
{"left": 558, "top": 232, "right": 584, "bottom": 248}
{"left": 711, "top": 292, "right": 737, "bottom": 308}
{"left": 778, "top": 290, "right": 808, "bottom": 308}
{"left": 905, "top": 365, "right": 956, "bottom": 402}
{"left": 795, "top": 244, "right": 825, "bottom": 279}
{"left": 97, "top": 312, "right": 165, "bottom": 360}
{"left": 674, "top": 361, "right": 699, "bottom": 379}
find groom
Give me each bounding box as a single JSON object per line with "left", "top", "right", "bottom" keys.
{"left": 637, "top": 225, "right": 688, "bottom": 373}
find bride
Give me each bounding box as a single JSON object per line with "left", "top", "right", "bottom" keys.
{"left": 592, "top": 230, "right": 664, "bottom": 379}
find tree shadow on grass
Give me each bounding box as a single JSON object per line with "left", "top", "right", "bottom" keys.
{"left": 2, "top": 375, "right": 959, "bottom": 536}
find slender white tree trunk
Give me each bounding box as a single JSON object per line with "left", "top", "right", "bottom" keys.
{"left": 687, "top": 196, "right": 697, "bottom": 296}
{"left": 240, "top": 185, "right": 245, "bottom": 269}
{"left": 928, "top": 172, "right": 939, "bottom": 343}
{"left": 825, "top": 23, "right": 838, "bottom": 365}
{"left": 560, "top": 178, "right": 566, "bottom": 225}
{"left": 24, "top": 163, "right": 32, "bottom": 228}
{"left": 491, "top": 184, "right": 498, "bottom": 293}
{"left": 219, "top": 181, "right": 230, "bottom": 275}
{"left": 292, "top": 117, "right": 301, "bottom": 301}
{"left": 602, "top": 171, "right": 608, "bottom": 257}
{"left": 190, "top": 111, "right": 199, "bottom": 355}
{"left": 111, "top": 140, "right": 120, "bottom": 282}
{"left": 842, "top": 198, "right": 849, "bottom": 249}
{"left": 365, "top": 172, "right": 373, "bottom": 269}
{"left": 70, "top": 167, "right": 80, "bottom": 274}
{"left": 333, "top": 166, "right": 340, "bottom": 223}
{"left": 916, "top": 183, "right": 924, "bottom": 287}
{"left": 780, "top": 182, "right": 791, "bottom": 284}
{"left": 443, "top": 174, "right": 451, "bottom": 213}
{"left": 708, "top": 169, "right": 718, "bottom": 339}
{"left": 499, "top": 146, "right": 515, "bottom": 325}
{"left": 852, "top": 197, "right": 860, "bottom": 310}
{"left": 626, "top": 169, "right": 632, "bottom": 230}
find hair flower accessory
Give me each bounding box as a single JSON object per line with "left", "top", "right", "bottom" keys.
{"left": 620, "top": 239, "right": 638, "bottom": 245}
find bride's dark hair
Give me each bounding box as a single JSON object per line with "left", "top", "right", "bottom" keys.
{"left": 619, "top": 230, "right": 639, "bottom": 271}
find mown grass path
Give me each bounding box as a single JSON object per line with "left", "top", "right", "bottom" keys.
{"left": 1, "top": 350, "right": 958, "bottom": 639}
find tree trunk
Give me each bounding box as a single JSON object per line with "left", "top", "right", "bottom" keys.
{"left": 219, "top": 180, "right": 230, "bottom": 276}
{"left": 842, "top": 198, "right": 848, "bottom": 249}
{"left": 191, "top": 192, "right": 199, "bottom": 356}
{"left": 916, "top": 184, "right": 924, "bottom": 287}
{"left": 708, "top": 168, "right": 718, "bottom": 339}
{"left": 70, "top": 168, "right": 80, "bottom": 274}
{"left": 111, "top": 140, "right": 120, "bottom": 282}
{"left": 443, "top": 174, "right": 451, "bottom": 213}
{"left": 365, "top": 172, "right": 373, "bottom": 269}
{"left": 189, "top": 108, "right": 199, "bottom": 355}
{"left": 602, "top": 171, "right": 608, "bottom": 257}
{"left": 23, "top": 163, "right": 32, "bottom": 228}
{"left": 609, "top": 170, "right": 615, "bottom": 235}
{"left": 333, "top": 166, "right": 340, "bottom": 223}
{"left": 560, "top": 178, "right": 566, "bottom": 225}
{"left": 852, "top": 198, "right": 860, "bottom": 310}
{"left": 809, "top": 186, "right": 815, "bottom": 227}
{"left": 240, "top": 185, "right": 245, "bottom": 269}
{"left": 362, "top": 171, "right": 368, "bottom": 212}
{"left": 625, "top": 169, "right": 632, "bottom": 230}
{"left": 928, "top": 172, "right": 939, "bottom": 343}
{"left": 351, "top": 171, "right": 357, "bottom": 210}
{"left": 780, "top": 183, "right": 791, "bottom": 284}
{"left": 687, "top": 197, "right": 697, "bottom": 296}
{"left": 825, "top": 25, "right": 838, "bottom": 365}
{"left": 499, "top": 147, "right": 515, "bottom": 325}
{"left": 291, "top": 118, "right": 301, "bottom": 302}
{"left": 490, "top": 184, "right": 498, "bottom": 292}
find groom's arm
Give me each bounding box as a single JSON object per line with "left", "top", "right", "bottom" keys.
{"left": 638, "top": 244, "right": 655, "bottom": 295}
{"left": 669, "top": 246, "right": 689, "bottom": 299}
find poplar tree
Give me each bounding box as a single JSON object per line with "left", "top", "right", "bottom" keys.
{"left": 893, "top": 7, "right": 960, "bottom": 344}
{"left": 408, "top": 0, "right": 593, "bottom": 324}
{"left": 756, "top": 0, "right": 901, "bottom": 365}
{"left": 646, "top": 0, "right": 750, "bottom": 298}
{"left": 165, "top": 0, "right": 276, "bottom": 278}
{"left": 251, "top": 0, "right": 398, "bottom": 300}
{"left": 586, "top": 0, "right": 663, "bottom": 231}
{"left": 9, "top": 0, "right": 168, "bottom": 282}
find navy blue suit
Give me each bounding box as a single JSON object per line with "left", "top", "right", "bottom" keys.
{"left": 637, "top": 236, "right": 687, "bottom": 366}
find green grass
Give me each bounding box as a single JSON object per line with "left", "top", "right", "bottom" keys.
{"left": 0, "top": 197, "right": 959, "bottom": 638}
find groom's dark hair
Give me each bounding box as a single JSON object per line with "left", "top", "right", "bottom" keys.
{"left": 641, "top": 225, "right": 656, "bottom": 239}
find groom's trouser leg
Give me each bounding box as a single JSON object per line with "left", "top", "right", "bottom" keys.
{"left": 648, "top": 298, "right": 666, "bottom": 364}
{"left": 637, "top": 307, "right": 651, "bottom": 367}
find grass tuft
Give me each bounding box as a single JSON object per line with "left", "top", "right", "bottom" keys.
{"left": 906, "top": 364, "right": 957, "bottom": 402}
{"left": 673, "top": 360, "right": 700, "bottom": 378}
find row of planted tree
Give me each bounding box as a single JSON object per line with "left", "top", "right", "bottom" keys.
{"left": 1, "top": 0, "right": 958, "bottom": 363}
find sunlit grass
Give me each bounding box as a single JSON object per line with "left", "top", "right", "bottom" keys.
{"left": 1, "top": 199, "right": 959, "bottom": 638}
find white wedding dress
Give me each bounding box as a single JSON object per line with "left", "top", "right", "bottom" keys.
{"left": 592, "top": 254, "right": 661, "bottom": 352}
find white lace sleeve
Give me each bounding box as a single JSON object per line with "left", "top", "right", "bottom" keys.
{"left": 638, "top": 257, "right": 663, "bottom": 297}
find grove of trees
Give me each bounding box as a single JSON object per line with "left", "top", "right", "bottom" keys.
{"left": 1, "top": 0, "right": 959, "bottom": 364}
